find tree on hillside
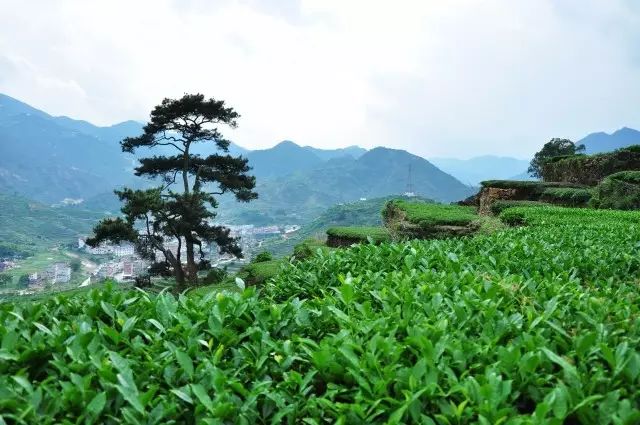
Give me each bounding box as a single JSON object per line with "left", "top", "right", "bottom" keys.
{"left": 70, "top": 259, "right": 82, "bottom": 272}
{"left": 87, "top": 94, "right": 257, "bottom": 288}
{"left": 528, "top": 138, "right": 585, "bottom": 178}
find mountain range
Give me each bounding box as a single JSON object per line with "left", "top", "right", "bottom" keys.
{"left": 430, "top": 127, "right": 640, "bottom": 184}
{"left": 0, "top": 94, "right": 473, "bottom": 222}
{"left": 579, "top": 127, "right": 640, "bottom": 154}
{"left": 2, "top": 93, "right": 637, "bottom": 222}
{"left": 222, "top": 146, "right": 474, "bottom": 223}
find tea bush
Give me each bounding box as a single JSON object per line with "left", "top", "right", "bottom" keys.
{"left": 325, "top": 226, "right": 390, "bottom": 246}
{"left": 1, "top": 207, "right": 640, "bottom": 423}
{"left": 292, "top": 238, "right": 333, "bottom": 261}
{"left": 593, "top": 171, "right": 640, "bottom": 210}
{"left": 540, "top": 187, "right": 593, "bottom": 207}
{"left": 489, "top": 200, "right": 549, "bottom": 215}
{"left": 384, "top": 200, "right": 477, "bottom": 227}
{"left": 252, "top": 251, "right": 273, "bottom": 263}
{"left": 202, "top": 267, "right": 227, "bottom": 285}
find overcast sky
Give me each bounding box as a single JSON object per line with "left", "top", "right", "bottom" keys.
{"left": 1, "top": 0, "right": 639, "bottom": 159}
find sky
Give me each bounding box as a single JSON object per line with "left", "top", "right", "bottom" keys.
{"left": 1, "top": 0, "right": 639, "bottom": 159}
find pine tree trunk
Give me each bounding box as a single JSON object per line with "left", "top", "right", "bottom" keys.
{"left": 185, "top": 239, "right": 199, "bottom": 284}
{"left": 162, "top": 247, "right": 187, "bottom": 289}
{"left": 174, "top": 266, "right": 186, "bottom": 289}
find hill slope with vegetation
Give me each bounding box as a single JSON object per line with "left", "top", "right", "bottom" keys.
{"left": 260, "top": 195, "right": 432, "bottom": 256}
{"left": 226, "top": 147, "right": 474, "bottom": 223}
{"left": 0, "top": 192, "right": 104, "bottom": 257}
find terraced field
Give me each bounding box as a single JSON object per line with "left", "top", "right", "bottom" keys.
{"left": 1, "top": 206, "right": 639, "bottom": 423}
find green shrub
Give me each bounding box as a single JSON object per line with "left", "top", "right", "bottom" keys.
{"left": 593, "top": 171, "right": 640, "bottom": 210}
{"left": 237, "top": 259, "right": 284, "bottom": 286}
{"left": 202, "top": 267, "right": 227, "bottom": 285}
{"left": 480, "top": 180, "right": 585, "bottom": 190}
{"left": 540, "top": 187, "right": 592, "bottom": 207}
{"left": 253, "top": 251, "right": 273, "bottom": 263}
{"left": 489, "top": 200, "right": 549, "bottom": 215}
{"left": 326, "top": 226, "right": 390, "bottom": 245}
{"left": 292, "top": 238, "right": 331, "bottom": 260}
{"left": 606, "top": 170, "right": 640, "bottom": 184}
{"left": 541, "top": 145, "right": 640, "bottom": 185}
{"left": 384, "top": 200, "right": 477, "bottom": 227}
{"left": 499, "top": 209, "right": 527, "bottom": 226}
{"left": 480, "top": 180, "right": 544, "bottom": 189}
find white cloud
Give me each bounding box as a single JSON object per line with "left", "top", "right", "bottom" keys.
{"left": 0, "top": 0, "right": 639, "bottom": 158}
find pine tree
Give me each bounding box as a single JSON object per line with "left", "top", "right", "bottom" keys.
{"left": 87, "top": 94, "right": 257, "bottom": 288}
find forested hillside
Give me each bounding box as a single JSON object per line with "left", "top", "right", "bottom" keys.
{"left": 0, "top": 192, "right": 103, "bottom": 257}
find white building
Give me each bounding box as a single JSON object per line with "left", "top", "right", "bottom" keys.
{"left": 53, "top": 263, "right": 71, "bottom": 284}
{"left": 113, "top": 244, "right": 135, "bottom": 257}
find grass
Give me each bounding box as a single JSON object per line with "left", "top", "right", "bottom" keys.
{"left": 473, "top": 215, "right": 508, "bottom": 234}
{"left": 0, "top": 280, "right": 112, "bottom": 304}
{"left": 260, "top": 195, "right": 429, "bottom": 257}
{"left": 1, "top": 250, "right": 68, "bottom": 278}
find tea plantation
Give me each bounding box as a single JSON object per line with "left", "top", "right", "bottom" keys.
{"left": 1, "top": 206, "right": 639, "bottom": 423}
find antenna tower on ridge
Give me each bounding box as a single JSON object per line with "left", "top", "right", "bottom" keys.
{"left": 404, "top": 163, "right": 416, "bottom": 197}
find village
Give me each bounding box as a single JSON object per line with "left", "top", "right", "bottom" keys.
{"left": 0, "top": 222, "right": 302, "bottom": 296}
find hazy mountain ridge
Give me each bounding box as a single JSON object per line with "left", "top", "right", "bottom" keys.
{"left": 219, "top": 146, "right": 475, "bottom": 223}
{"left": 0, "top": 94, "right": 469, "bottom": 215}
{"left": 3, "top": 94, "right": 638, "bottom": 215}
{"left": 429, "top": 127, "right": 640, "bottom": 183}
{"left": 303, "top": 145, "right": 367, "bottom": 161}
{"left": 0, "top": 98, "right": 135, "bottom": 202}
{"left": 578, "top": 127, "right": 640, "bottom": 154}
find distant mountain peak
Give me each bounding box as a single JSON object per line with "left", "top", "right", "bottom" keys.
{"left": 273, "top": 140, "right": 300, "bottom": 149}
{"left": 579, "top": 126, "right": 640, "bottom": 154}
{"left": 613, "top": 126, "right": 639, "bottom": 136}
{"left": 361, "top": 146, "right": 422, "bottom": 161}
